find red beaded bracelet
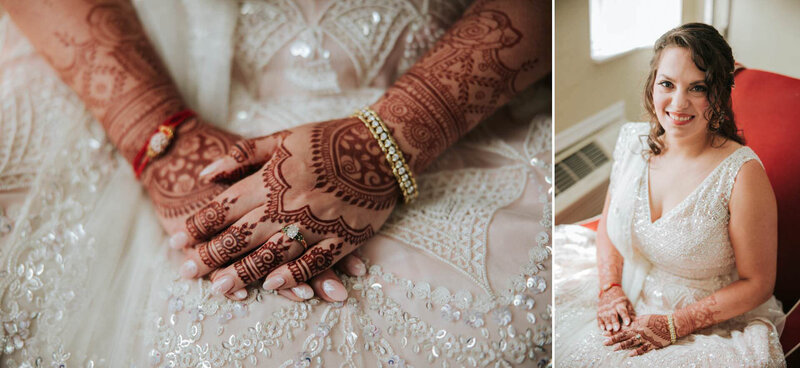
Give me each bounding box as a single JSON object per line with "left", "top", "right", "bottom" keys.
{"left": 132, "top": 109, "right": 196, "bottom": 178}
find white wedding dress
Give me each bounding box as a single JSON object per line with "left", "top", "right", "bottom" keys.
{"left": 553, "top": 123, "right": 786, "bottom": 367}
{"left": 0, "top": 1, "right": 552, "bottom": 367}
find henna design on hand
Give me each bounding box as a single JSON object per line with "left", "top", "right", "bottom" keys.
{"left": 607, "top": 314, "right": 671, "bottom": 353}
{"left": 141, "top": 119, "right": 237, "bottom": 218}
{"left": 260, "top": 133, "right": 375, "bottom": 245}
{"left": 234, "top": 237, "right": 291, "bottom": 284}
{"left": 597, "top": 286, "right": 635, "bottom": 329}
{"left": 373, "top": 0, "right": 541, "bottom": 172}
{"left": 198, "top": 222, "right": 257, "bottom": 268}
{"left": 673, "top": 295, "right": 721, "bottom": 337}
{"left": 185, "top": 197, "right": 238, "bottom": 240}
{"left": 310, "top": 119, "right": 398, "bottom": 210}
{"left": 287, "top": 241, "right": 344, "bottom": 283}
{"left": 230, "top": 140, "right": 257, "bottom": 163}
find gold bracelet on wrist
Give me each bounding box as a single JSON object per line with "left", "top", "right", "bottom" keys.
{"left": 353, "top": 107, "right": 418, "bottom": 204}
{"left": 667, "top": 314, "right": 677, "bottom": 344}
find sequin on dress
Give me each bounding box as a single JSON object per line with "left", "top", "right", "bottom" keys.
{"left": 554, "top": 123, "right": 786, "bottom": 367}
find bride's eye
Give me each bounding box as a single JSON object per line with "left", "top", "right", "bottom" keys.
{"left": 690, "top": 85, "right": 708, "bottom": 93}
{"left": 657, "top": 81, "right": 673, "bottom": 88}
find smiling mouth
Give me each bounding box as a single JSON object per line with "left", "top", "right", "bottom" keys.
{"left": 667, "top": 112, "right": 695, "bottom": 122}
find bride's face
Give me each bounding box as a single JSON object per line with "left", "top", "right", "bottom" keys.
{"left": 652, "top": 46, "right": 711, "bottom": 141}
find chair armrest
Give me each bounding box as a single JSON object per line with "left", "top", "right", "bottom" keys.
{"left": 782, "top": 300, "right": 800, "bottom": 358}
{"left": 576, "top": 215, "right": 601, "bottom": 231}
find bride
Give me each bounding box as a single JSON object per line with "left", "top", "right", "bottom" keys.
{"left": 0, "top": 0, "right": 551, "bottom": 366}
{"left": 554, "top": 23, "right": 786, "bottom": 367}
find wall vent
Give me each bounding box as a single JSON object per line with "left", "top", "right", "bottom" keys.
{"left": 554, "top": 142, "right": 610, "bottom": 195}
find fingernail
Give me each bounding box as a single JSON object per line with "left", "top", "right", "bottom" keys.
{"left": 233, "top": 289, "right": 248, "bottom": 299}
{"left": 262, "top": 276, "right": 285, "bottom": 290}
{"left": 353, "top": 262, "right": 366, "bottom": 276}
{"left": 200, "top": 159, "right": 225, "bottom": 177}
{"left": 180, "top": 260, "right": 198, "bottom": 279}
{"left": 323, "top": 280, "right": 347, "bottom": 301}
{"left": 614, "top": 325, "right": 619, "bottom": 331}
{"left": 625, "top": 319, "right": 631, "bottom": 325}
{"left": 169, "top": 232, "right": 189, "bottom": 250}
{"left": 211, "top": 276, "right": 234, "bottom": 296}
{"left": 292, "top": 286, "right": 313, "bottom": 300}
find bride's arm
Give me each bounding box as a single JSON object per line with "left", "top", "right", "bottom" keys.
{"left": 673, "top": 160, "right": 778, "bottom": 337}
{"left": 596, "top": 190, "right": 636, "bottom": 331}
{"left": 0, "top": 0, "right": 239, "bottom": 228}
{"left": 370, "top": 0, "right": 551, "bottom": 174}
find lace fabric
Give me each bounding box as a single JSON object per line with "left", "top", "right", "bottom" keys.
{"left": 553, "top": 123, "right": 786, "bottom": 367}
{"left": 0, "top": 1, "right": 553, "bottom": 366}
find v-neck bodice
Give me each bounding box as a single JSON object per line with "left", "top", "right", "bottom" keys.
{"left": 632, "top": 146, "right": 760, "bottom": 280}
{"left": 645, "top": 146, "right": 748, "bottom": 224}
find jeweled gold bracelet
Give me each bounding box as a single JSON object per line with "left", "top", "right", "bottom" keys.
{"left": 353, "top": 107, "right": 418, "bottom": 204}
{"left": 667, "top": 314, "right": 677, "bottom": 344}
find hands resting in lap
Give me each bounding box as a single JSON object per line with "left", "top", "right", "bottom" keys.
{"left": 150, "top": 117, "right": 399, "bottom": 302}
{"left": 597, "top": 285, "right": 673, "bottom": 356}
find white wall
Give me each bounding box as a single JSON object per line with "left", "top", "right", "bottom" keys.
{"left": 727, "top": 0, "right": 800, "bottom": 79}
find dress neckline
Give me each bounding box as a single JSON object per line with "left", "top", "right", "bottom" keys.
{"left": 645, "top": 146, "right": 748, "bottom": 224}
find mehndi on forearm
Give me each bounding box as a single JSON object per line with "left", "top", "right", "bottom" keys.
{"left": 672, "top": 279, "right": 771, "bottom": 338}
{"left": 1, "top": 0, "right": 185, "bottom": 163}
{"left": 371, "top": 0, "right": 551, "bottom": 174}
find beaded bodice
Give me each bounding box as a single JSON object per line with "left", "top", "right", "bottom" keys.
{"left": 233, "top": 0, "right": 468, "bottom": 98}
{"left": 632, "top": 147, "right": 758, "bottom": 284}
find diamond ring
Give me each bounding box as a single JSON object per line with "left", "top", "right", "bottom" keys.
{"left": 282, "top": 224, "right": 308, "bottom": 249}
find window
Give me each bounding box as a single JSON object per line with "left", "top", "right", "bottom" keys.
{"left": 589, "top": 0, "right": 682, "bottom": 61}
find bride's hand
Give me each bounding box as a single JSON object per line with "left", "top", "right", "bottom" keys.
{"left": 171, "top": 117, "right": 398, "bottom": 300}
{"left": 597, "top": 285, "right": 636, "bottom": 332}
{"left": 603, "top": 314, "right": 672, "bottom": 356}
{"left": 141, "top": 118, "right": 360, "bottom": 302}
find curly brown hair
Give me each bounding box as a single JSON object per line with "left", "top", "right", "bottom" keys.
{"left": 643, "top": 23, "right": 744, "bottom": 155}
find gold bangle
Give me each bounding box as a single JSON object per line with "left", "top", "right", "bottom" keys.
{"left": 667, "top": 314, "right": 677, "bottom": 344}
{"left": 353, "top": 107, "right": 418, "bottom": 204}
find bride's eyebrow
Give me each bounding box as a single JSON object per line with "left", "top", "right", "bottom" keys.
{"left": 656, "top": 74, "right": 705, "bottom": 85}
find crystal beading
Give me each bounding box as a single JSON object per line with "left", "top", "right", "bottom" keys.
{"left": 353, "top": 107, "right": 418, "bottom": 204}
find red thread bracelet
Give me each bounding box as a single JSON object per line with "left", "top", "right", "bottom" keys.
{"left": 598, "top": 283, "right": 622, "bottom": 298}
{"left": 132, "top": 109, "right": 196, "bottom": 178}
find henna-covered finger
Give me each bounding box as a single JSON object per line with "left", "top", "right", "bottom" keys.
{"left": 308, "top": 268, "right": 348, "bottom": 302}
{"left": 180, "top": 208, "right": 311, "bottom": 279}
{"left": 603, "top": 312, "right": 616, "bottom": 331}
{"left": 262, "top": 238, "right": 352, "bottom": 290}
{"left": 604, "top": 330, "right": 631, "bottom": 346}
{"left": 170, "top": 179, "right": 264, "bottom": 249}
{"left": 629, "top": 343, "right": 653, "bottom": 357}
{"left": 616, "top": 303, "right": 632, "bottom": 326}
{"left": 208, "top": 231, "right": 305, "bottom": 296}
{"left": 614, "top": 334, "right": 642, "bottom": 351}
{"left": 200, "top": 134, "right": 282, "bottom": 183}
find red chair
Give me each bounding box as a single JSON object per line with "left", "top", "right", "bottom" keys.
{"left": 578, "top": 68, "right": 800, "bottom": 361}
